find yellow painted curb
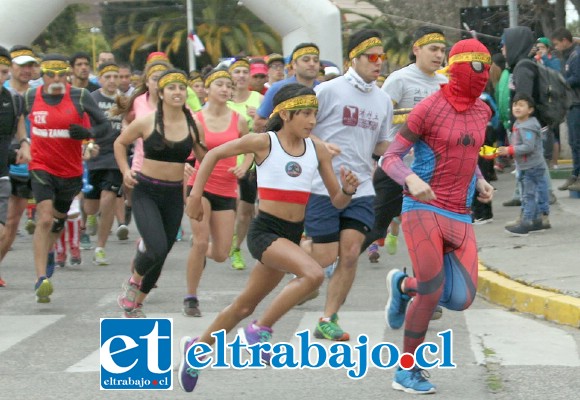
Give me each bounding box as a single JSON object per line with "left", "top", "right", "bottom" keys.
{"left": 478, "top": 263, "right": 580, "bottom": 328}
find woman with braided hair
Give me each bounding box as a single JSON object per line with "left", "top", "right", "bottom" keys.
{"left": 114, "top": 69, "right": 206, "bottom": 318}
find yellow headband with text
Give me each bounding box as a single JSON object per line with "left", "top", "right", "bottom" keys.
{"left": 414, "top": 33, "right": 446, "bottom": 48}
{"left": 189, "top": 76, "right": 203, "bottom": 85}
{"left": 292, "top": 46, "right": 319, "bottom": 62}
{"left": 349, "top": 37, "right": 383, "bottom": 59}
{"left": 158, "top": 72, "right": 188, "bottom": 90}
{"left": 40, "top": 60, "right": 69, "bottom": 71}
{"left": 146, "top": 64, "right": 169, "bottom": 78}
{"left": 229, "top": 59, "right": 250, "bottom": 73}
{"left": 205, "top": 70, "right": 232, "bottom": 88}
{"left": 0, "top": 56, "right": 10, "bottom": 66}
{"left": 98, "top": 65, "right": 120, "bottom": 76}
{"left": 270, "top": 94, "right": 318, "bottom": 118}
{"left": 10, "top": 49, "right": 35, "bottom": 60}
{"left": 448, "top": 52, "right": 492, "bottom": 66}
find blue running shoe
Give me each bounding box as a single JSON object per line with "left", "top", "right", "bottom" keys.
{"left": 238, "top": 321, "right": 273, "bottom": 365}
{"left": 46, "top": 251, "right": 55, "bottom": 278}
{"left": 385, "top": 268, "right": 410, "bottom": 329}
{"left": 178, "top": 336, "right": 200, "bottom": 392}
{"left": 34, "top": 276, "right": 53, "bottom": 303}
{"left": 392, "top": 367, "right": 436, "bottom": 394}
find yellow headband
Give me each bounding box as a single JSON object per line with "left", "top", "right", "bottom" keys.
{"left": 146, "top": 64, "right": 169, "bottom": 79}
{"left": 414, "top": 33, "right": 446, "bottom": 48}
{"left": 349, "top": 37, "right": 383, "bottom": 59}
{"left": 40, "top": 60, "right": 69, "bottom": 70}
{"left": 10, "top": 49, "right": 35, "bottom": 59}
{"left": 158, "top": 72, "right": 188, "bottom": 90}
{"left": 189, "top": 77, "right": 203, "bottom": 85}
{"left": 270, "top": 94, "right": 318, "bottom": 118}
{"left": 448, "top": 52, "right": 492, "bottom": 66}
{"left": 229, "top": 60, "right": 250, "bottom": 73}
{"left": 98, "top": 65, "right": 119, "bottom": 76}
{"left": 292, "top": 46, "right": 319, "bottom": 62}
{"left": 0, "top": 56, "right": 10, "bottom": 66}
{"left": 205, "top": 70, "right": 232, "bottom": 88}
{"left": 146, "top": 54, "right": 169, "bottom": 64}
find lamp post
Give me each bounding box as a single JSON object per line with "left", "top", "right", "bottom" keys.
{"left": 90, "top": 27, "right": 101, "bottom": 71}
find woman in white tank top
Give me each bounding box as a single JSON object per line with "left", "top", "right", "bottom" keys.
{"left": 177, "top": 83, "right": 359, "bottom": 393}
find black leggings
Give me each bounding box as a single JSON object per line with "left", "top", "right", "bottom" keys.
{"left": 132, "top": 173, "right": 184, "bottom": 294}
{"left": 360, "top": 167, "right": 403, "bottom": 253}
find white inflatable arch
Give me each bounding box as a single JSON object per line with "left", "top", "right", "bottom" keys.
{"left": 0, "top": 0, "right": 343, "bottom": 69}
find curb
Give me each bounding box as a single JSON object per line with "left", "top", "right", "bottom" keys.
{"left": 477, "top": 263, "right": 580, "bottom": 329}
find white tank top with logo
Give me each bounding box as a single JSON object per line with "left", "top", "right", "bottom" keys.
{"left": 256, "top": 131, "right": 319, "bottom": 205}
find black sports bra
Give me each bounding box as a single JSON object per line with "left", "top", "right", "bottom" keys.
{"left": 143, "top": 115, "right": 197, "bottom": 163}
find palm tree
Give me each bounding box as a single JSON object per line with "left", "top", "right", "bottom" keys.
{"left": 102, "top": 0, "right": 281, "bottom": 68}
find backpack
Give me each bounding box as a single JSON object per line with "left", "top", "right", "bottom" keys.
{"left": 514, "top": 59, "right": 571, "bottom": 126}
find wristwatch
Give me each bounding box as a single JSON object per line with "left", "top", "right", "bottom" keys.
{"left": 19, "top": 138, "right": 30, "bottom": 145}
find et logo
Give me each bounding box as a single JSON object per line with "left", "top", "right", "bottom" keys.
{"left": 100, "top": 318, "right": 172, "bottom": 390}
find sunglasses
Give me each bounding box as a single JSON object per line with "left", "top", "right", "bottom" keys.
{"left": 362, "top": 53, "right": 386, "bottom": 63}
{"left": 42, "top": 69, "right": 69, "bottom": 78}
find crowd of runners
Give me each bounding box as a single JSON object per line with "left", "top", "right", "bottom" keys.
{"left": 2, "top": 23, "right": 580, "bottom": 395}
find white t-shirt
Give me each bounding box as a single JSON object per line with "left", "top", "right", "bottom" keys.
{"left": 311, "top": 76, "right": 392, "bottom": 197}
{"left": 382, "top": 63, "right": 448, "bottom": 141}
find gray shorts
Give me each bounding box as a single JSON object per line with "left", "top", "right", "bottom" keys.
{"left": 0, "top": 179, "right": 12, "bottom": 225}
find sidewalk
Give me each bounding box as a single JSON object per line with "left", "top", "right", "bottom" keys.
{"left": 474, "top": 165, "right": 580, "bottom": 328}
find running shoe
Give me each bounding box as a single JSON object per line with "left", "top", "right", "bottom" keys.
{"left": 80, "top": 233, "right": 92, "bottom": 250}
{"left": 385, "top": 232, "right": 398, "bottom": 255}
{"left": 368, "top": 242, "right": 380, "bottom": 263}
{"left": 385, "top": 269, "right": 410, "bottom": 329}
{"left": 70, "top": 246, "right": 82, "bottom": 265}
{"left": 314, "top": 313, "right": 350, "bottom": 341}
{"left": 46, "top": 251, "right": 55, "bottom": 278}
{"left": 35, "top": 276, "right": 53, "bottom": 303}
{"left": 116, "top": 224, "right": 129, "bottom": 241}
{"left": 93, "top": 248, "right": 109, "bottom": 266}
{"left": 392, "top": 367, "right": 436, "bottom": 394}
{"left": 56, "top": 252, "right": 66, "bottom": 268}
{"left": 178, "top": 336, "right": 200, "bottom": 392}
{"left": 118, "top": 278, "right": 141, "bottom": 311}
{"left": 176, "top": 226, "right": 184, "bottom": 242}
{"left": 183, "top": 296, "right": 201, "bottom": 317}
{"left": 124, "top": 303, "right": 146, "bottom": 318}
{"left": 230, "top": 248, "right": 246, "bottom": 270}
{"left": 238, "top": 321, "right": 274, "bottom": 365}
{"left": 24, "top": 219, "right": 36, "bottom": 235}
{"left": 86, "top": 214, "right": 98, "bottom": 236}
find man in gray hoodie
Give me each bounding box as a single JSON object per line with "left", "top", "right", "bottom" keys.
{"left": 501, "top": 26, "right": 554, "bottom": 223}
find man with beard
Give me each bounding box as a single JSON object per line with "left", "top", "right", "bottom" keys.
{"left": 24, "top": 54, "right": 108, "bottom": 303}
{"left": 70, "top": 52, "right": 100, "bottom": 92}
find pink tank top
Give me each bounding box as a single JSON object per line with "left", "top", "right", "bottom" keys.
{"left": 130, "top": 93, "right": 156, "bottom": 172}
{"left": 189, "top": 111, "right": 240, "bottom": 198}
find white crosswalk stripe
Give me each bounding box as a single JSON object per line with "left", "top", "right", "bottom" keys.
{"left": 0, "top": 315, "right": 65, "bottom": 353}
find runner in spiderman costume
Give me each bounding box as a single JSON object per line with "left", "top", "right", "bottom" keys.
{"left": 381, "top": 39, "right": 495, "bottom": 394}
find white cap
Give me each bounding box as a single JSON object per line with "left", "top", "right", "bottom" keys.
{"left": 324, "top": 66, "right": 340, "bottom": 76}
{"left": 12, "top": 55, "right": 38, "bottom": 65}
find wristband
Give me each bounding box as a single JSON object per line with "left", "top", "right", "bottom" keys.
{"left": 19, "top": 138, "right": 30, "bottom": 145}
{"left": 342, "top": 187, "right": 356, "bottom": 196}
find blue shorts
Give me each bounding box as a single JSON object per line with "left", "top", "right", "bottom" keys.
{"left": 305, "top": 194, "right": 374, "bottom": 243}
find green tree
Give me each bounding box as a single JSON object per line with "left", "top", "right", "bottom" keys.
{"left": 32, "top": 5, "right": 85, "bottom": 55}
{"left": 101, "top": 0, "right": 281, "bottom": 70}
